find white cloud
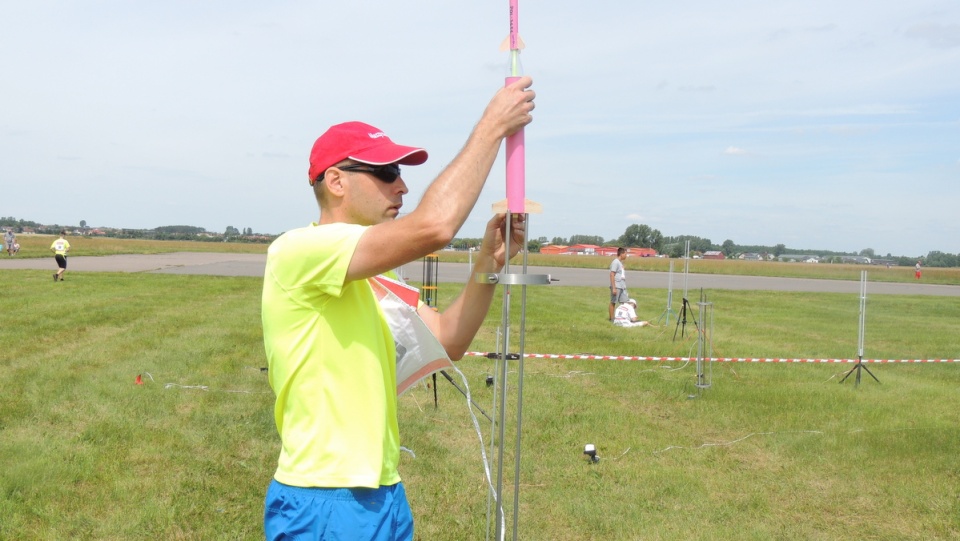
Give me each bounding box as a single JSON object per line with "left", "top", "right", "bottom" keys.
{"left": 724, "top": 146, "right": 749, "bottom": 156}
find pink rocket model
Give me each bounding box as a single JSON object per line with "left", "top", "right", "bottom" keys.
{"left": 503, "top": 0, "right": 525, "bottom": 213}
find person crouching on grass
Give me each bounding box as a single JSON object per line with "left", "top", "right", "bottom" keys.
{"left": 614, "top": 298, "right": 651, "bottom": 328}
{"left": 261, "top": 77, "right": 535, "bottom": 541}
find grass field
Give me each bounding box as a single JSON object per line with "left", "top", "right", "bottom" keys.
{"left": 7, "top": 234, "right": 269, "bottom": 259}
{"left": 2, "top": 264, "right": 958, "bottom": 540}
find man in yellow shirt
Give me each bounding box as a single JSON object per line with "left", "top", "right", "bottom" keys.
{"left": 50, "top": 231, "right": 70, "bottom": 282}
{"left": 262, "top": 77, "right": 535, "bottom": 540}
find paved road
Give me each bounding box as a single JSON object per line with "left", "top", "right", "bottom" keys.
{"left": 0, "top": 252, "right": 267, "bottom": 277}
{"left": 3, "top": 252, "right": 958, "bottom": 296}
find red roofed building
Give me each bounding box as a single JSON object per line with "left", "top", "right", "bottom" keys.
{"left": 627, "top": 247, "right": 658, "bottom": 257}
{"left": 539, "top": 244, "right": 568, "bottom": 255}
{"left": 566, "top": 244, "right": 602, "bottom": 255}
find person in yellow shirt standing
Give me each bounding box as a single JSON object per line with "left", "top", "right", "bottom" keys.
{"left": 262, "top": 77, "right": 535, "bottom": 541}
{"left": 50, "top": 231, "right": 70, "bottom": 282}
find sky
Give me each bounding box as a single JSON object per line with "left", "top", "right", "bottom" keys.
{"left": 2, "top": 1, "right": 958, "bottom": 257}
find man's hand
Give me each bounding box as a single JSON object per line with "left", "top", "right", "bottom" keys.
{"left": 478, "top": 213, "right": 526, "bottom": 270}
{"left": 425, "top": 212, "right": 527, "bottom": 360}
{"left": 477, "top": 77, "right": 535, "bottom": 140}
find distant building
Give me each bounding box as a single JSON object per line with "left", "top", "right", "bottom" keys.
{"left": 567, "top": 244, "right": 601, "bottom": 255}
{"left": 626, "top": 247, "right": 658, "bottom": 257}
{"left": 540, "top": 245, "right": 569, "bottom": 255}
{"left": 537, "top": 244, "right": 658, "bottom": 257}
{"left": 702, "top": 251, "right": 725, "bottom": 260}
{"left": 778, "top": 254, "right": 820, "bottom": 263}
{"left": 839, "top": 256, "right": 872, "bottom": 265}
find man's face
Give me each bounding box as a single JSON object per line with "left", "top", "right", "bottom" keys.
{"left": 340, "top": 163, "right": 409, "bottom": 226}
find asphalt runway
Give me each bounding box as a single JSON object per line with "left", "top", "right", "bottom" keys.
{"left": 3, "top": 252, "right": 959, "bottom": 296}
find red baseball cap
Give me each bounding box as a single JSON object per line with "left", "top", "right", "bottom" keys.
{"left": 308, "top": 121, "right": 428, "bottom": 184}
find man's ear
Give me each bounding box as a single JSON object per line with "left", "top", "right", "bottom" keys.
{"left": 322, "top": 168, "right": 347, "bottom": 198}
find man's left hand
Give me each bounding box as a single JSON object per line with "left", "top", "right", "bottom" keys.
{"left": 480, "top": 213, "right": 526, "bottom": 269}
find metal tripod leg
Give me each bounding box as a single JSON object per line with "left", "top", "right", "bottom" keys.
{"left": 672, "top": 298, "right": 700, "bottom": 341}
{"left": 840, "top": 357, "right": 880, "bottom": 386}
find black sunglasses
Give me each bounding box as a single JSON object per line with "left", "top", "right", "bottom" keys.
{"left": 336, "top": 163, "right": 402, "bottom": 183}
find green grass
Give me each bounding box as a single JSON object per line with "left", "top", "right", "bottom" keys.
{"left": 1, "top": 271, "right": 273, "bottom": 539}
{"left": 8, "top": 234, "right": 268, "bottom": 259}
{"left": 2, "top": 269, "right": 959, "bottom": 540}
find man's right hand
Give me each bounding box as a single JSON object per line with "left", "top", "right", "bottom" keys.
{"left": 478, "top": 76, "right": 535, "bottom": 140}
{"left": 346, "top": 77, "right": 537, "bottom": 283}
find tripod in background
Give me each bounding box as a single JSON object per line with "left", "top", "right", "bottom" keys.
{"left": 841, "top": 271, "right": 880, "bottom": 387}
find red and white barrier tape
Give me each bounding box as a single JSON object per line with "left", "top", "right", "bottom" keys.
{"left": 465, "top": 352, "right": 960, "bottom": 363}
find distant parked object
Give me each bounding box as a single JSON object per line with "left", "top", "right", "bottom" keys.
{"left": 839, "top": 256, "right": 872, "bottom": 265}
{"left": 540, "top": 244, "right": 658, "bottom": 257}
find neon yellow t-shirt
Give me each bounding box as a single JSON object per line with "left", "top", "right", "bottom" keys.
{"left": 51, "top": 238, "right": 70, "bottom": 255}
{"left": 262, "top": 222, "right": 401, "bottom": 489}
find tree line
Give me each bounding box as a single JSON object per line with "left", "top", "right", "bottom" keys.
{"left": 520, "top": 223, "right": 957, "bottom": 268}
{"left": 4, "top": 216, "right": 956, "bottom": 267}
{"left": 1, "top": 217, "right": 274, "bottom": 244}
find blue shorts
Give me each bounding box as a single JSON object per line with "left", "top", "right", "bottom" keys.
{"left": 264, "top": 480, "right": 414, "bottom": 541}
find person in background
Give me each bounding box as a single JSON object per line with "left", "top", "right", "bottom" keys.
{"left": 609, "top": 247, "right": 628, "bottom": 321}
{"left": 915, "top": 260, "right": 922, "bottom": 280}
{"left": 50, "top": 231, "right": 70, "bottom": 281}
{"left": 261, "top": 77, "right": 535, "bottom": 541}
{"left": 614, "top": 298, "right": 650, "bottom": 327}
{"left": 4, "top": 229, "right": 14, "bottom": 256}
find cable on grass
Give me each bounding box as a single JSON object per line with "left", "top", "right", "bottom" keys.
{"left": 652, "top": 325, "right": 739, "bottom": 382}
{"left": 162, "top": 382, "right": 272, "bottom": 394}
{"left": 397, "top": 364, "right": 504, "bottom": 532}
{"left": 660, "top": 339, "right": 699, "bottom": 373}
{"left": 408, "top": 389, "right": 425, "bottom": 413}
{"left": 139, "top": 370, "right": 271, "bottom": 394}
{"left": 447, "top": 363, "right": 507, "bottom": 536}
{"left": 156, "top": 379, "right": 272, "bottom": 394}
{"left": 653, "top": 430, "right": 823, "bottom": 455}
{"left": 164, "top": 383, "right": 210, "bottom": 391}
